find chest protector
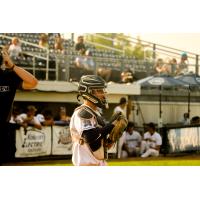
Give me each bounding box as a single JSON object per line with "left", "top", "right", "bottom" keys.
{"left": 77, "top": 105, "right": 106, "bottom": 160}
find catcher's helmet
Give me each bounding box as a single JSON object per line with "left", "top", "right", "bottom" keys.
{"left": 78, "top": 75, "right": 108, "bottom": 109}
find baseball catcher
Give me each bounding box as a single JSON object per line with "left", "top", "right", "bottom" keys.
{"left": 70, "top": 75, "right": 128, "bottom": 166}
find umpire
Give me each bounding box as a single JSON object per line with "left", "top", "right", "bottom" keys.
{"left": 0, "top": 48, "right": 38, "bottom": 164}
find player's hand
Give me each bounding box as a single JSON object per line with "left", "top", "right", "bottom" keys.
{"left": 1, "top": 49, "right": 15, "bottom": 69}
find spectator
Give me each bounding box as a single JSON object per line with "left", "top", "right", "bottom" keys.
{"left": 163, "top": 58, "right": 173, "bottom": 74}
{"left": 74, "top": 49, "right": 86, "bottom": 69}
{"left": 17, "top": 105, "right": 42, "bottom": 130}
{"left": 54, "top": 33, "right": 64, "bottom": 52}
{"left": 140, "top": 122, "right": 162, "bottom": 158}
{"left": 180, "top": 112, "right": 190, "bottom": 125}
{"left": 54, "top": 106, "right": 71, "bottom": 125}
{"left": 170, "top": 58, "right": 178, "bottom": 76}
{"left": 43, "top": 110, "right": 54, "bottom": 126}
{"left": 75, "top": 35, "right": 86, "bottom": 52}
{"left": 39, "top": 33, "right": 49, "bottom": 48}
{"left": 176, "top": 52, "right": 189, "bottom": 75}
{"left": 38, "top": 110, "right": 54, "bottom": 126}
{"left": 8, "top": 37, "right": 22, "bottom": 58}
{"left": 118, "top": 121, "right": 142, "bottom": 158}
{"left": 70, "top": 49, "right": 86, "bottom": 81}
{"left": 120, "top": 68, "right": 134, "bottom": 83}
{"left": 97, "top": 67, "right": 112, "bottom": 82}
{"left": 154, "top": 58, "right": 169, "bottom": 74}
{"left": 113, "top": 97, "right": 127, "bottom": 117}
{"left": 83, "top": 49, "right": 96, "bottom": 72}
{"left": 59, "top": 107, "right": 71, "bottom": 121}
{"left": 154, "top": 58, "right": 164, "bottom": 73}
{"left": 190, "top": 116, "right": 200, "bottom": 125}
{"left": 36, "top": 113, "right": 45, "bottom": 124}
{"left": 74, "top": 49, "right": 95, "bottom": 76}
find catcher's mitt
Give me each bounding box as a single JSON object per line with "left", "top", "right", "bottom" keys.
{"left": 108, "top": 114, "right": 128, "bottom": 144}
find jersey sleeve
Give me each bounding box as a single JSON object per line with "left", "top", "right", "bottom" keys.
{"left": 156, "top": 133, "right": 162, "bottom": 146}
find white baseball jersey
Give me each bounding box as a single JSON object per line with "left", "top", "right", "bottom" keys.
{"left": 113, "top": 105, "right": 127, "bottom": 117}
{"left": 143, "top": 131, "right": 162, "bottom": 148}
{"left": 16, "top": 113, "right": 41, "bottom": 126}
{"left": 118, "top": 130, "right": 142, "bottom": 158}
{"left": 120, "top": 130, "right": 142, "bottom": 149}
{"left": 70, "top": 105, "right": 106, "bottom": 166}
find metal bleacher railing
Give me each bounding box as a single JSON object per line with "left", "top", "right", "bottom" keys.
{"left": 0, "top": 33, "right": 199, "bottom": 82}
{"left": 88, "top": 33, "right": 200, "bottom": 75}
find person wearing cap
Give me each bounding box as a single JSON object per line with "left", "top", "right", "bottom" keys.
{"left": 17, "top": 105, "right": 42, "bottom": 130}
{"left": 177, "top": 52, "right": 189, "bottom": 75}
{"left": 140, "top": 122, "right": 162, "bottom": 158}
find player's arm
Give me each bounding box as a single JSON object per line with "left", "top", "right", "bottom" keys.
{"left": 79, "top": 108, "right": 114, "bottom": 151}
{"left": 32, "top": 117, "right": 42, "bottom": 130}
{"left": 154, "top": 136, "right": 162, "bottom": 151}
{"left": 82, "top": 124, "right": 114, "bottom": 142}
{"left": 152, "top": 145, "right": 161, "bottom": 151}
{"left": 82, "top": 124, "right": 114, "bottom": 152}
{"left": 2, "top": 50, "right": 38, "bottom": 89}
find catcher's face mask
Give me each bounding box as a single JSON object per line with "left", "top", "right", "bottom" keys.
{"left": 91, "top": 88, "right": 109, "bottom": 109}
{"left": 77, "top": 75, "right": 109, "bottom": 109}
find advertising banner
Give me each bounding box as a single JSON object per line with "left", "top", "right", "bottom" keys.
{"left": 168, "top": 127, "right": 200, "bottom": 153}
{"left": 15, "top": 125, "right": 117, "bottom": 158}
{"left": 15, "top": 126, "right": 52, "bottom": 157}
{"left": 52, "top": 125, "right": 72, "bottom": 155}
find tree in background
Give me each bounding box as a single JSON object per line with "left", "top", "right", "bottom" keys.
{"left": 131, "top": 36, "right": 153, "bottom": 60}
{"left": 85, "top": 33, "right": 153, "bottom": 60}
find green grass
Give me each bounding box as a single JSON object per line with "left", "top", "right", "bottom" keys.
{"left": 5, "top": 156, "right": 200, "bottom": 166}
{"left": 109, "top": 160, "right": 200, "bottom": 166}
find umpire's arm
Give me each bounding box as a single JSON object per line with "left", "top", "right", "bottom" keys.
{"left": 2, "top": 50, "right": 38, "bottom": 89}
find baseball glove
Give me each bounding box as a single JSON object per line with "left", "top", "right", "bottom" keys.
{"left": 108, "top": 114, "right": 128, "bottom": 144}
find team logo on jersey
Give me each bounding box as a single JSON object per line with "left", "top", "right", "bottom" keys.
{"left": 0, "top": 86, "right": 9, "bottom": 92}
{"left": 83, "top": 119, "right": 92, "bottom": 128}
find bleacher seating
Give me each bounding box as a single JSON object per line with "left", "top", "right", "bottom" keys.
{"left": 0, "top": 33, "right": 154, "bottom": 82}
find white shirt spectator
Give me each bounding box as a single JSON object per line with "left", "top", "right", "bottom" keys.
{"left": 8, "top": 44, "right": 22, "bottom": 58}
{"left": 16, "top": 113, "right": 41, "bottom": 127}
{"left": 113, "top": 105, "right": 127, "bottom": 117}
{"left": 36, "top": 114, "right": 45, "bottom": 123}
